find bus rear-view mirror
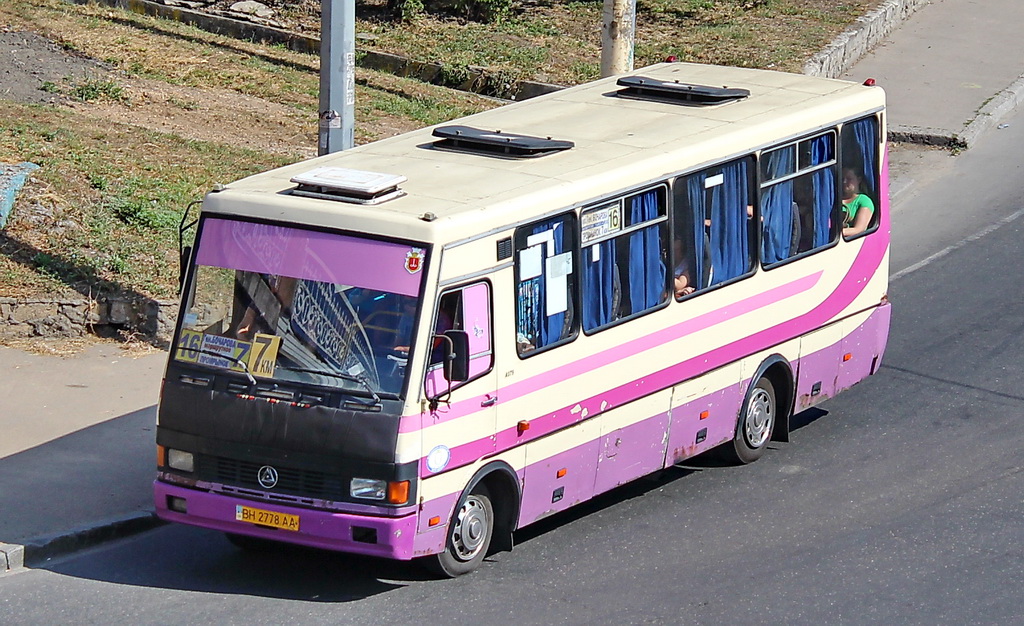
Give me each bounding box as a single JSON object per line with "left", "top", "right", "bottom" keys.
{"left": 443, "top": 330, "right": 470, "bottom": 382}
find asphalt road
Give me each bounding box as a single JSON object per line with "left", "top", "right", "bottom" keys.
{"left": 3, "top": 114, "right": 1024, "bottom": 626}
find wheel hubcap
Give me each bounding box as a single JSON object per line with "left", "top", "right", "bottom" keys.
{"left": 745, "top": 388, "right": 773, "bottom": 448}
{"left": 451, "top": 496, "right": 487, "bottom": 561}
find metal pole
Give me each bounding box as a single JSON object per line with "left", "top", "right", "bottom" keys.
{"left": 600, "top": 0, "right": 636, "bottom": 77}
{"left": 319, "top": 0, "right": 355, "bottom": 155}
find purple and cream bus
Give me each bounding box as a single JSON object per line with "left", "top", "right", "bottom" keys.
{"left": 154, "top": 62, "right": 890, "bottom": 576}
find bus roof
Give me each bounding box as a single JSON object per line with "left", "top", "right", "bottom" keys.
{"left": 203, "top": 62, "right": 885, "bottom": 243}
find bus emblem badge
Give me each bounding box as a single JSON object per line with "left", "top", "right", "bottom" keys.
{"left": 257, "top": 465, "right": 279, "bottom": 489}
{"left": 405, "top": 248, "right": 424, "bottom": 274}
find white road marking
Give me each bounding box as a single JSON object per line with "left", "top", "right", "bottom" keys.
{"left": 891, "top": 207, "right": 1024, "bottom": 281}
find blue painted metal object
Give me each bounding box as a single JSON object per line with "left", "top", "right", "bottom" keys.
{"left": 0, "top": 162, "right": 40, "bottom": 230}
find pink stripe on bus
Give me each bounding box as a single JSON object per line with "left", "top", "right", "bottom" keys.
{"left": 400, "top": 270, "right": 823, "bottom": 434}
{"left": 423, "top": 230, "right": 887, "bottom": 476}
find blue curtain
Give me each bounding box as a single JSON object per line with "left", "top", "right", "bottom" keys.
{"left": 628, "top": 191, "right": 666, "bottom": 313}
{"left": 761, "top": 146, "right": 795, "bottom": 264}
{"left": 810, "top": 135, "right": 836, "bottom": 247}
{"left": 686, "top": 175, "right": 708, "bottom": 288}
{"left": 851, "top": 117, "right": 878, "bottom": 199}
{"left": 582, "top": 239, "right": 616, "bottom": 331}
{"left": 709, "top": 160, "right": 750, "bottom": 284}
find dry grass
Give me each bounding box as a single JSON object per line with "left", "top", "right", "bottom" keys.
{"left": 200, "top": 0, "right": 877, "bottom": 84}
{"left": 0, "top": 0, "right": 881, "bottom": 309}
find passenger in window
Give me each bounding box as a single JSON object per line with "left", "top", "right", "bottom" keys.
{"left": 841, "top": 168, "right": 875, "bottom": 237}
{"left": 672, "top": 238, "right": 696, "bottom": 297}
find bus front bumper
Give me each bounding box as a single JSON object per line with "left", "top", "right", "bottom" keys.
{"left": 154, "top": 481, "right": 419, "bottom": 560}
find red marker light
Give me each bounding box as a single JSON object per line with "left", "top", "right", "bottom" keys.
{"left": 665, "top": 55, "right": 679, "bottom": 63}
{"left": 863, "top": 78, "right": 876, "bottom": 87}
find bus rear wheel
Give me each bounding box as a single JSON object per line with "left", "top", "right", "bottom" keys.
{"left": 725, "top": 376, "right": 776, "bottom": 464}
{"left": 428, "top": 486, "right": 494, "bottom": 577}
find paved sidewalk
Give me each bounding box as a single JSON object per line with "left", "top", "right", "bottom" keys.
{"left": 3, "top": 0, "right": 1024, "bottom": 573}
{"left": 844, "top": 0, "right": 1024, "bottom": 148}
{"left": 0, "top": 344, "right": 165, "bottom": 569}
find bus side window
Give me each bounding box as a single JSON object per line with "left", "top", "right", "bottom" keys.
{"left": 424, "top": 282, "right": 493, "bottom": 397}
{"left": 673, "top": 156, "right": 756, "bottom": 297}
{"left": 514, "top": 213, "right": 577, "bottom": 355}
{"left": 580, "top": 187, "right": 668, "bottom": 332}
{"left": 428, "top": 290, "right": 461, "bottom": 367}
{"left": 761, "top": 132, "right": 837, "bottom": 264}
{"left": 840, "top": 115, "right": 880, "bottom": 239}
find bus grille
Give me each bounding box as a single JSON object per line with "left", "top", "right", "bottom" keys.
{"left": 199, "top": 455, "right": 348, "bottom": 501}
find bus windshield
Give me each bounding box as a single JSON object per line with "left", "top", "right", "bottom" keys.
{"left": 175, "top": 218, "right": 428, "bottom": 397}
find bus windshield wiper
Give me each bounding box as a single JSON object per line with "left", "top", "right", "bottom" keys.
{"left": 174, "top": 347, "right": 256, "bottom": 385}
{"left": 276, "top": 365, "right": 381, "bottom": 406}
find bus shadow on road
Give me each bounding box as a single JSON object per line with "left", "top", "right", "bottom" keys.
{"left": 33, "top": 407, "right": 833, "bottom": 600}
{"left": 511, "top": 406, "right": 831, "bottom": 548}
{"left": 41, "top": 521, "right": 439, "bottom": 601}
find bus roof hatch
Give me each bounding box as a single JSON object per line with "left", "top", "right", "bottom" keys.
{"left": 289, "top": 167, "right": 408, "bottom": 205}
{"left": 431, "top": 125, "right": 574, "bottom": 158}
{"left": 615, "top": 76, "right": 750, "bottom": 106}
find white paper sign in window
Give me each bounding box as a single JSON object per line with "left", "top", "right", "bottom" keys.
{"left": 545, "top": 252, "right": 572, "bottom": 316}
{"left": 520, "top": 244, "right": 543, "bottom": 279}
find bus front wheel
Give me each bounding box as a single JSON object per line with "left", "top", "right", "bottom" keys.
{"left": 428, "top": 486, "right": 494, "bottom": 577}
{"left": 726, "top": 376, "right": 776, "bottom": 464}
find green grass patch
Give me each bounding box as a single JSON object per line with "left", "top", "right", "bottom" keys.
{"left": 0, "top": 101, "right": 291, "bottom": 299}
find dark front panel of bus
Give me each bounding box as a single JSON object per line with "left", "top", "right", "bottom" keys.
{"left": 157, "top": 365, "right": 413, "bottom": 503}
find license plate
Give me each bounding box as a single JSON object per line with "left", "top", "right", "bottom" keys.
{"left": 235, "top": 505, "right": 300, "bottom": 531}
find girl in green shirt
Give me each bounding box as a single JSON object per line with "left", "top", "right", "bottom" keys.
{"left": 842, "top": 167, "right": 874, "bottom": 237}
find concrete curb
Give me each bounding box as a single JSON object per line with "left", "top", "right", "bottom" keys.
{"left": 889, "top": 124, "right": 965, "bottom": 149}
{"left": 1, "top": 511, "right": 166, "bottom": 572}
{"left": 0, "top": 542, "right": 26, "bottom": 572}
{"left": 888, "top": 71, "right": 1024, "bottom": 150}
{"left": 957, "top": 71, "right": 1024, "bottom": 149}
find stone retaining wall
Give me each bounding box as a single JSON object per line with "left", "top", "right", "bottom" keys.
{"left": 0, "top": 296, "right": 176, "bottom": 341}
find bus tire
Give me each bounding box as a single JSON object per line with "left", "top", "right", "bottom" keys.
{"left": 726, "top": 376, "right": 776, "bottom": 464}
{"left": 428, "top": 486, "right": 494, "bottom": 577}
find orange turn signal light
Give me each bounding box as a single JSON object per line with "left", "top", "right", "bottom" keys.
{"left": 429, "top": 516, "right": 441, "bottom": 527}
{"left": 843, "top": 353, "right": 853, "bottom": 362}
{"left": 517, "top": 420, "right": 530, "bottom": 435}
{"left": 387, "top": 480, "right": 410, "bottom": 504}
{"left": 699, "top": 410, "right": 709, "bottom": 420}
{"left": 556, "top": 468, "right": 567, "bottom": 478}
{"left": 156, "top": 445, "right": 166, "bottom": 468}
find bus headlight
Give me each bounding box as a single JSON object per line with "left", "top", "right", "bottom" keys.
{"left": 167, "top": 449, "right": 195, "bottom": 473}
{"left": 350, "top": 478, "right": 386, "bottom": 500}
